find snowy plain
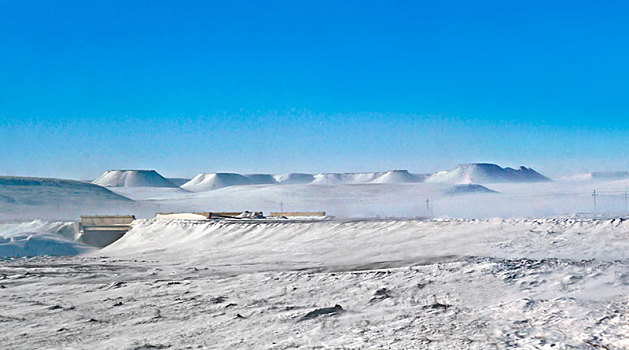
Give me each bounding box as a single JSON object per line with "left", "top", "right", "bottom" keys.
{"left": 1, "top": 165, "right": 628, "bottom": 349}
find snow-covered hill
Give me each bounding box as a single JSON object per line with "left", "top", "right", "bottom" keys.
{"left": 427, "top": 163, "right": 550, "bottom": 184}
{"left": 0, "top": 176, "right": 134, "bottom": 220}
{"left": 181, "top": 173, "right": 275, "bottom": 191}
{"left": 184, "top": 170, "right": 426, "bottom": 191}
{"left": 93, "top": 170, "right": 178, "bottom": 188}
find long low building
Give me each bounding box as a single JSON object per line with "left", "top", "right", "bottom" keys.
{"left": 155, "top": 211, "right": 264, "bottom": 220}
{"left": 76, "top": 215, "right": 135, "bottom": 248}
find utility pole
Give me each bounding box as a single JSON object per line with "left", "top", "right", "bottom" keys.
{"left": 425, "top": 198, "right": 432, "bottom": 217}
{"left": 592, "top": 190, "right": 598, "bottom": 214}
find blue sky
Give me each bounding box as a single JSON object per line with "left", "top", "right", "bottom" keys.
{"left": 1, "top": 0, "right": 628, "bottom": 179}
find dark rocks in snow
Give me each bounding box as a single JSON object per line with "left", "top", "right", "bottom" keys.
{"left": 235, "top": 313, "right": 246, "bottom": 319}
{"left": 301, "top": 304, "right": 344, "bottom": 320}
{"left": 209, "top": 296, "right": 227, "bottom": 304}
{"left": 370, "top": 288, "right": 392, "bottom": 302}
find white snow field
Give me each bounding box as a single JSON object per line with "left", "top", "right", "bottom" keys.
{"left": 93, "top": 170, "right": 179, "bottom": 188}
{"left": 0, "top": 218, "right": 627, "bottom": 349}
{"left": 1, "top": 164, "right": 629, "bottom": 348}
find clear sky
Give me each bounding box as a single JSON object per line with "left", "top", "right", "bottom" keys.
{"left": 1, "top": 0, "right": 628, "bottom": 179}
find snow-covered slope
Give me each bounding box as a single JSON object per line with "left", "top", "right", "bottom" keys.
{"left": 427, "top": 163, "right": 550, "bottom": 184}
{"left": 0, "top": 176, "right": 133, "bottom": 220}
{"left": 93, "top": 170, "right": 178, "bottom": 188}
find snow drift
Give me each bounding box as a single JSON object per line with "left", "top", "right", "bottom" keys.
{"left": 0, "top": 220, "right": 92, "bottom": 257}
{"left": 93, "top": 170, "right": 178, "bottom": 188}
{"left": 427, "top": 163, "right": 550, "bottom": 184}
{"left": 102, "top": 218, "right": 629, "bottom": 266}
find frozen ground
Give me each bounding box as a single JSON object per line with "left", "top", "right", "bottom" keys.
{"left": 0, "top": 218, "right": 627, "bottom": 349}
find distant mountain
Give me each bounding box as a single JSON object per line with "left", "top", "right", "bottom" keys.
{"left": 427, "top": 163, "right": 550, "bottom": 184}
{"left": 93, "top": 170, "right": 178, "bottom": 188}
{"left": 183, "top": 170, "right": 427, "bottom": 191}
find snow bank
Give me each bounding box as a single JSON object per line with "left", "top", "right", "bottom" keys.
{"left": 101, "top": 218, "right": 629, "bottom": 266}
{"left": 427, "top": 163, "right": 550, "bottom": 184}
{"left": 93, "top": 170, "right": 178, "bottom": 188}
{"left": 0, "top": 220, "right": 92, "bottom": 257}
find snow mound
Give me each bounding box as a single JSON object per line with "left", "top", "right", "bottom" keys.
{"left": 444, "top": 184, "right": 498, "bottom": 196}
{"left": 93, "top": 170, "right": 178, "bottom": 188}
{"left": 427, "top": 163, "right": 550, "bottom": 184}
{"left": 274, "top": 173, "right": 316, "bottom": 184}
{"left": 0, "top": 220, "right": 92, "bottom": 257}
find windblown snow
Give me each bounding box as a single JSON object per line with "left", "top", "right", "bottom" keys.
{"left": 0, "top": 218, "right": 627, "bottom": 349}
{"left": 2, "top": 163, "right": 629, "bottom": 348}
{"left": 93, "top": 170, "right": 179, "bottom": 188}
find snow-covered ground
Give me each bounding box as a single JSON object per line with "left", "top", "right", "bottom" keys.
{"left": 1, "top": 165, "right": 629, "bottom": 348}
{"left": 0, "top": 218, "right": 627, "bottom": 349}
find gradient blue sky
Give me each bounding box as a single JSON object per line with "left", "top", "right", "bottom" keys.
{"left": 1, "top": 0, "right": 628, "bottom": 179}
